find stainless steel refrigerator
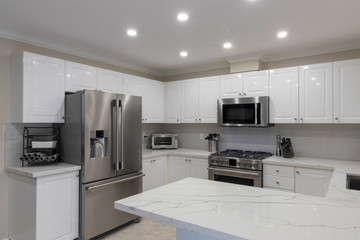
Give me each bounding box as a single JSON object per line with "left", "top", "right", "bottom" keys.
{"left": 61, "top": 90, "right": 143, "bottom": 240}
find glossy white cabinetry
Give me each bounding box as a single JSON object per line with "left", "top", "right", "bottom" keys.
{"left": 269, "top": 67, "right": 299, "bottom": 123}
{"left": 123, "top": 74, "right": 143, "bottom": 97}
{"left": 242, "top": 70, "right": 269, "bottom": 97}
{"left": 219, "top": 74, "right": 243, "bottom": 98}
{"left": 295, "top": 167, "right": 332, "bottom": 197}
{"left": 165, "top": 81, "right": 182, "bottom": 123}
{"left": 181, "top": 79, "right": 199, "bottom": 123}
{"left": 65, "top": 61, "right": 97, "bottom": 92}
{"left": 9, "top": 171, "right": 79, "bottom": 240}
{"left": 167, "top": 156, "right": 208, "bottom": 183}
{"left": 97, "top": 68, "right": 123, "bottom": 93}
{"left": 11, "top": 52, "right": 65, "bottom": 123}
{"left": 142, "top": 79, "right": 164, "bottom": 123}
{"left": 143, "top": 157, "right": 166, "bottom": 191}
{"left": 263, "top": 164, "right": 295, "bottom": 191}
{"left": 333, "top": 59, "right": 360, "bottom": 123}
{"left": 299, "top": 63, "right": 333, "bottom": 123}
{"left": 198, "top": 76, "right": 220, "bottom": 123}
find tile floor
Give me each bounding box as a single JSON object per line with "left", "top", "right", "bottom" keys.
{"left": 100, "top": 218, "right": 176, "bottom": 240}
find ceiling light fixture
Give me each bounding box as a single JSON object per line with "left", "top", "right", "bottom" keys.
{"left": 180, "top": 51, "right": 188, "bottom": 57}
{"left": 223, "top": 42, "right": 232, "bottom": 49}
{"left": 277, "top": 31, "right": 288, "bottom": 38}
{"left": 127, "top": 29, "right": 137, "bottom": 36}
{"left": 177, "top": 13, "right": 189, "bottom": 22}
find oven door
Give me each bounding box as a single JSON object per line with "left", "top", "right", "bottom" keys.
{"left": 208, "top": 167, "right": 262, "bottom": 187}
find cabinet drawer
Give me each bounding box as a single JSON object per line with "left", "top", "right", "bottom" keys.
{"left": 263, "top": 164, "right": 294, "bottom": 178}
{"left": 263, "top": 175, "right": 294, "bottom": 191}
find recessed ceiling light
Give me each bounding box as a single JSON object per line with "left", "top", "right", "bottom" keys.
{"left": 177, "top": 13, "right": 189, "bottom": 22}
{"left": 223, "top": 42, "right": 232, "bottom": 49}
{"left": 277, "top": 31, "right": 288, "bottom": 38}
{"left": 180, "top": 51, "right": 188, "bottom": 57}
{"left": 127, "top": 29, "right": 137, "bottom": 36}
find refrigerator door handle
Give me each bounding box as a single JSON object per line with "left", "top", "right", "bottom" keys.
{"left": 112, "top": 99, "right": 123, "bottom": 171}
{"left": 117, "top": 99, "right": 124, "bottom": 171}
{"left": 85, "top": 173, "right": 145, "bottom": 191}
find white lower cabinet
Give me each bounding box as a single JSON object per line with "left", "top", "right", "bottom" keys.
{"left": 263, "top": 163, "right": 333, "bottom": 197}
{"left": 294, "top": 167, "right": 332, "bottom": 197}
{"left": 142, "top": 157, "right": 166, "bottom": 191}
{"left": 9, "top": 171, "right": 79, "bottom": 240}
{"left": 167, "top": 156, "right": 208, "bottom": 183}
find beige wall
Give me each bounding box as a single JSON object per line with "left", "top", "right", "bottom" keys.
{"left": 162, "top": 49, "right": 360, "bottom": 81}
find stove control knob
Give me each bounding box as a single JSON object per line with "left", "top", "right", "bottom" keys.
{"left": 252, "top": 162, "right": 259, "bottom": 169}
{"left": 247, "top": 161, "right": 253, "bottom": 167}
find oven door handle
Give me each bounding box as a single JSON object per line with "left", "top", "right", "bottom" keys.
{"left": 207, "top": 167, "right": 261, "bottom": 176}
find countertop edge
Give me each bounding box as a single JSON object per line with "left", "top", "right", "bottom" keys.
{"left": 6, "top": 164, "right": 81, "bottom": 178}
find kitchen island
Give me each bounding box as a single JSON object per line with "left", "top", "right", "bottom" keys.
{"left": 115, "top": 175, "right": 360, "bottom": 240}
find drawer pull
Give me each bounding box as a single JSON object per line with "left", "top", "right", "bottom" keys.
{"left": 296, "top": 171, "right": 300, "bottom": 174}
{"left": 276, "top": 169, "right": 279, "bottom": 173}
{"left": 276, "top": 181, "right": 280, "bottom": 184}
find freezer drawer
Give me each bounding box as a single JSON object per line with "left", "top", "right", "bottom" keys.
{"left": 81, "top": 172, "right": 143, "bottom": 240}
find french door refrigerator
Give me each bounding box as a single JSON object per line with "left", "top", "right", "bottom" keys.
{"left": 61, "top": 90, "right": 143, "bottom": 240}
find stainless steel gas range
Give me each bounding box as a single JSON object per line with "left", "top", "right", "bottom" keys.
{"left": 208, "top": 149, "right": 273, "bottom": 187}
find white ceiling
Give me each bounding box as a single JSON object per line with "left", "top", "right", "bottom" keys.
{"left": 0, "top": 0, "right": 360, "bottom": 77}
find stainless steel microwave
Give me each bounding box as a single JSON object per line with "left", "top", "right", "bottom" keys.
{"left": 218, "top": 96, "right": 272, "bottom": 127}
{"left": 151, "top": 134, "right": 178, "bottom": 149}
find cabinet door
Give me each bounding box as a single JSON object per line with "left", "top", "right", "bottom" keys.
{"left": 299, "top": 63, "right": 333, "bottom": 123}
{"left": 334, "top": 59, "right": 360, "bottom": 123}
{"left": 97, "top": 68, "right": 123, "bottom": 93}
{"left": 152, "top": 157, "right": 166, "bottom": 188}
{"left": 22, "top": 52, "right": 65, "bottom": 123}
{"left": 242, "top": 70, "right": 269, "bottom": 97}
{"left": 198, "top": 76, "right": 219, "bottom": 123}
{"left": 167, "top": 156, "right": 188, "bottom": 183}
{"left": 65, "top": 61, "right": 97, "bottom": 92}
{"left": 37, "top": 171, "right": 79, "bottom": 240}
{"left": 189, "top": 158, "right": 208, "bottom": 179}
{"left": 181, "top": 79, "right": 199, "bottom": 123}
{"left": 143, "top": 79, "right": 164, "bottom": 123}
{"left": 269, "top": 67, "right": 299, "bottom": 123}
{"left": 123, "top": 74, "right": 143, "bottom": 97}
{"left": 295, "top": 167, "right": 332, "bottom": 197}
{"left": 142, "top": 159, "right": 152, "bottom": 191}
{"left": 219, "top": 74, "right": 243, "bottom": 98}
{"left": 165, "top": 81, "right": 182, "bottom": 123}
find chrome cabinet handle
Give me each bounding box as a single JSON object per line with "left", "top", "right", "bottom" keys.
{"left": 199, "top": 118, "right": 201, "bottom": 121}
{"left": 335, "top": 117, "right": 339, "bottom": 120}
{"left": 300, "top": 118, "right": 303, "bottom": 121}
{"left": 294, "top": 118, "right": 297, "bottom": 121}
{"left": 189, "top": 159, "right": 191, "bottom": 162}
{"left": 276, "top": 169, "right": 279, "bottom": 173}
{"left": 243, "top": 93, "right": 246, "bottom": 96}
{"left": 239, "top": 93, "right": 242, "bottom": 96}
{"left": 276, "top": 181, "right": 280, "bottom": 184}
{"left": 296, "top": 171, "right": 299, "bottom": 174}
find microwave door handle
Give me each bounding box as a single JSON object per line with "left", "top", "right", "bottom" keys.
{"left": 254, "top": 102, "right": 258, "bottom": 125}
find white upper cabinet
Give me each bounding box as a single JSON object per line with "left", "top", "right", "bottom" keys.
{"left": 142, "top": 79, "right": 164, "bottom": 123}
{"left": 97, "top": 68, "right": 123, "bottom": 93}
{"left": 65, "top": 61, "right": 97, "bottom": 92}
{"left": 181, "top": 79, "right": 199, "bottom": 123}
{"left": 219, "top": 74, "right": 243, "bottom": 98}
{"left": 11, "top": 52, "right": 65, "bottom": 123}
{"left": 333, "top": 59, "right": 360, "bottom": 123}
{"left": 123, "top": 74, "right": 143, "bottom": 97}
{"left": 198, "top": 76, "right": 219, "bottom": 123}
{"left": 269, "top": 67, "right": 299, "bottom": 123}
{"left": 299, "top": 63, "right": 333, "bottom": 123}
{"left": 165, "top": 81, "right": 182, "bottom": 123}
{"left": 242, "top": 70, "right": 269, "bottom": 97}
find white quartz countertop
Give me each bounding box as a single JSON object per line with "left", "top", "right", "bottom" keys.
{"left": 142, "top": 148, "right": 212, "bottom": 159}
{"left": 115, "top": 177, "right": 360, "bottom": 240}
{"left": 6, "top": 163, "right": 81, "bottom": 178}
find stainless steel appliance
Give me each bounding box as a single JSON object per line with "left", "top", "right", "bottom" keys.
{"left": 61, "top": 90, "right": 143, "bottom": 240}
{"left": 218, "top": 96, "right": 272, "bottom": 127}
{"left": 208, "top": 149, "right": 273, "bottom": 187}
{"left": 150, "top": 133, "right": 178, "bottom": 149}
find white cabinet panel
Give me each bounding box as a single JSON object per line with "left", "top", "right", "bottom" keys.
{"left": 295, "top": 167, "right": 332, "bottom": 197}
{"left": 334, "top": 59, "right": 360, "bottom": 123}
{"left": 189, "top": 158, "right": 208, "bottom": 179}
{"left": 219, "top": 74, "right": 243, "bottom": 98}
{"left": 168, "top": 156, "right": 189, "bottom": 183}
{"left": 97, "top": 68, "right": 123, "bottom": 93}
{"left": 269, "top": 67, "right": 299, "bottom": 123}
{"left": 243, "top": 70, "right": 269, "bottom": 97}
{"left": 165, "top": 81, "right": 182, "bottom": 123}
{"left": 198, "top": 76, "right": 219, "bottom": 123}
{"left": 11, "top": 52, "right": 65, "bottom": 123}
{"left": 299, "top": 63, "right": 333, "bottom": 123}
{"left": 9, "top": 171, "right": 79, "bottom": 240}
{"left": 143, "top": 79, "right": 164, "bottom": 123}
{"left": 65, "top": 61, "right": 97, "bottom": 92}
{"left": 181, "top": 79, "right": 199, "bottom": 123}
{"left": 143, "top": 157, "right": 166, "bottom": 191}
{"left": 263, "top": 175, "right": 294, "bottom": 191}
{"left": 123, "top": 74, "right": 143, "bottom": 97}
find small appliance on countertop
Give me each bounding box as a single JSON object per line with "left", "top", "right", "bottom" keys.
{"left": 148, "top": 133, "right": 178, "bottom": 149}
